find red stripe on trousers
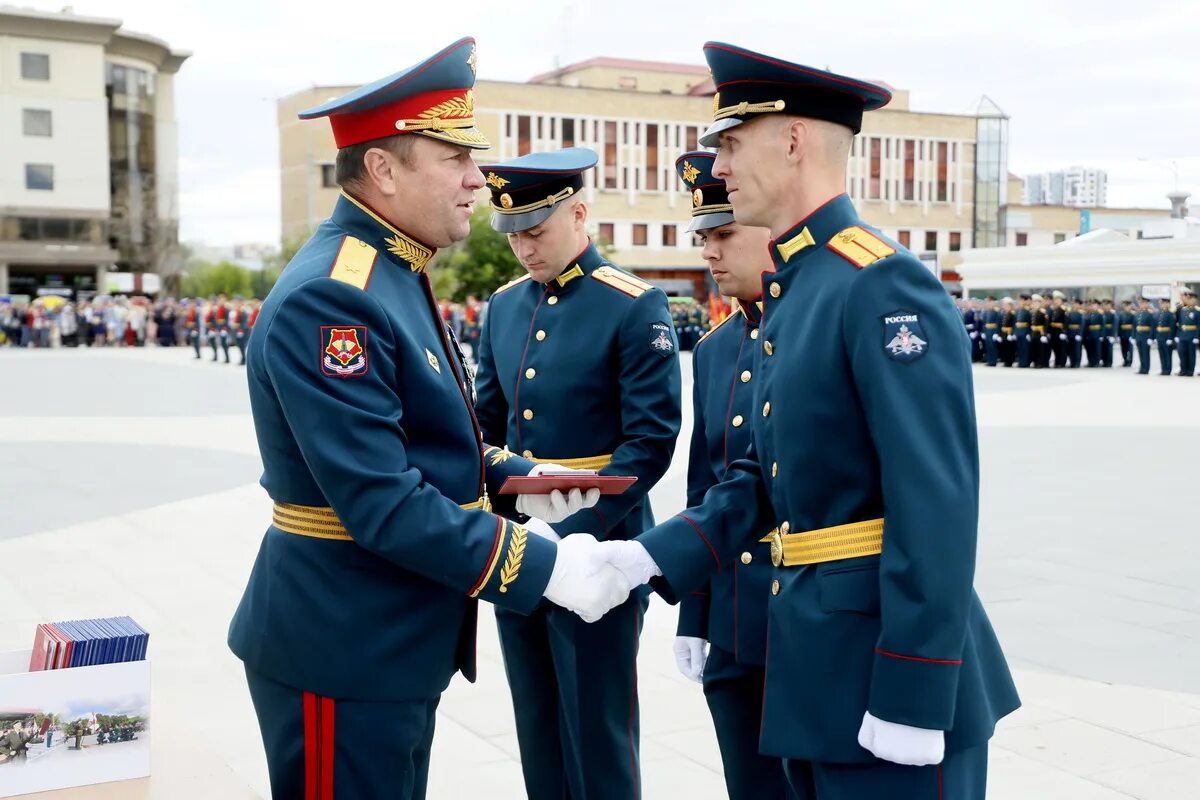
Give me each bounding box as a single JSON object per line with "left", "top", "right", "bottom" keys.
{"left": 320, "top": 696, "right": 335, "bottom": 800}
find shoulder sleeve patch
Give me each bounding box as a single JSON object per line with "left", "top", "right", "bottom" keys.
{"left": 695, "top": 306, "right": 740, "bottom": 348}
{"left": 592, "top": 265, "right": 653, "bottom": 298}
{"left": 827, "top": 226, "right": 896, "bottom": 269}
{"left": 492, "top": 274, "right": 532, "bottom": 296}
{"left": 328, "top": 236, "right": 378, "bottom": 290}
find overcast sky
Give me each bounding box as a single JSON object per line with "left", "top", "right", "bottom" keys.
{"left": 22, "top": 0, "right": 1200, "bottom": 245}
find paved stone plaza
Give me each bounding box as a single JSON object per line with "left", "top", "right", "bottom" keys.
{"left": 1, "top": 346, "right": 1198, "bottom": 799}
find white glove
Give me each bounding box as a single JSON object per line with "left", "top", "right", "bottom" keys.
{"left": 1008, "top": 335, "right": 1016, "bottom": 342}
{"left": 1060, "top": 334, "right": 1067, "bottom": 341}
{"left": 515, "top": 464, "right": 601, "bottom": 524}
{"left": 992, "top": 334, "right": 1001, "bottom": 342}
{"left": 604, "top": 540, "right": 663, "bottom": 587}
{"left": 857, "top": 711, "right": 945, "bottom": 766}
{"left": 1075, "top": 335, "right": 1082, "bottom": 342}
{"left": 968, "top": 331, "right": 978, "bottom": 340}
{"left": 1040, "top": 336, "right": 1048, "bottom": 344}
{"left": 542, "top": 534, "right": 632, "bottom": 622}
{"left": 1110, "top": 336, "right": 1118, "bottom": 345}
{"left": 674, "top": 636, "right": 707, "bottom": 683}
{"left": 523, "top": 516, "right": 561, "bottom": 543}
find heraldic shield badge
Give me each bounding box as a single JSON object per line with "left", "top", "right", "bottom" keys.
{"left": 321, "top": 326, "right": 368, "bottom": 377}
{"left": 882, "top": 310, "right": 928, "bottom": 363}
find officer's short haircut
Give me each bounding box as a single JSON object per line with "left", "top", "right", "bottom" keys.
{"left": 336, "top": 134, "right": 417, "bottom": 190}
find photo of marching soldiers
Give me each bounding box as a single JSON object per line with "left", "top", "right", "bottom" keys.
{"left": 958, "top": 285, "right": 1200, "bottom": 376}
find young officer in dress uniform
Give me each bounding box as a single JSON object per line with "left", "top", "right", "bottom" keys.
{"left": 1014, "top": 294, "right": 1032, "bottom": 367}
{"left": 1134, "top": 297, "right": 1156, "bottom": 375}
{"left": 1049, "top": 290, "right": 1068, "bottom": 367}
{"left": 1067, "top": 297, "right": 1085, "bottom": 368}
{"left": 473, "top": 147, "right": 681, "bottom": 800}
{"left": 226, "top": 38, "right": 628, "bottom": 800}
{"left": 1156, "top": 297, "right": 1177, "bottom": 375}
{"left": 1100, "top": 299, "right": 1117, "bottom": 367}
{"left": 596, "top": 41, "right": 1020, "bottom": 800}
{"left": 999, "top": 297, "right": 1016, "bottom": 367}
{"left": 671, "top": 150, "right": 796, "bottom": 800}
{"left": 1118, "top": 300, "right": 1136, "bottom": 367}
{"left": 981, "top": 296, "right": 1000, "bottom": 367}
{"left": 1030, "top": 293, "right": 1049, "bottom": 368}
{"left": 1176, "top": 288, "right": 1198, "bottom": 376}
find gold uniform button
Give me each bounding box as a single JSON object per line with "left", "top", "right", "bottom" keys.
{"left": 740, "top": 552, "right": 752, "bottom": 565}
{"left": 731, "top": 415, "right": 744, "bottom": 428}
{"left": 536, "top": 330, "right": 546, "bottom": 341}
{"left": 522, "top": 450, "right": 533, "bottom": 458}
{"left": 764, "top": 340, "right": 774, "bottom": 356}
{"left": 763, "top": 401, "right": 772, "bottom": 417}
{"left": 751, "top": 329, "right": 760, "bottom": 340}
{"left": 781, "top": 521, "right": 790, "bottom": 535}
{"left": 523, "top": 409, "right": 534, "bottom": 421}
{"left": 772, "top": 462, "right": 778, "bottom": 477}
{"left": 771, "top": 579, "right": 781, "bottom": 596}
{"left": 770, "top": 282, "right": 782, "bottom": 298}
{"left": 525, "top": 368, "right": 536, "bottom": 379}
{"left": 547, "top": 296, "right": 559, "bottom": 305}
{"left": 740, "top": 370, "right": 752, "bottom": 383}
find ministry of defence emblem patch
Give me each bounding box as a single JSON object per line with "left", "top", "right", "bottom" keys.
{"left": 321, "top": 326, "right": 368, "bottom": 377}
{"left": 882, "top": 311, "right": 928, "bottom": 362}
{"left": 649, "top": 321, "right": 676, "bottom": 357}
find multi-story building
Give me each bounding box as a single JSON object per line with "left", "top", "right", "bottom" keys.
{"left": 1023, "top": 167, "right": 1107, "bottom": 207}
{"left": 0, "top": 6, "right": 188, "bottom": 299}
{"left": 280, "top": 57, "right": 1010, "bottom": 296}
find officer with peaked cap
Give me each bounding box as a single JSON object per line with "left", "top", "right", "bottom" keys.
{"left": 590, "top": 42, "right": 1019, "bottom": 800}
{"left": 1049, "top": 290, "right": 1068, "bottom": 367}
{"left": 226, "top": 39, "right": 628, "bottom": 799}
{"left": 1134, "top": 296, "right": 1156, "bottom": 374}
{"left": 1177, "top": 288, "right": 1199, "bottom": 376}
{"left": 473, "top": 147, "right": 681, "bottom": 800}
{"left": 1118, "top": 299, "right": 1136, "bottom": 367}
{"left": 671, "top": 150, "right": 796, "bottom": 799}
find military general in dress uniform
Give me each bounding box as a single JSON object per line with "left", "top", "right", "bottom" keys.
{"left": 672, "top": 149, "right": 796, "bottom": 800}
{"left": 473, "top": 147, "right": 681, "bottom": 800}
{"left": 227, "top": 39, "right": 631, "bottom": 799}
{"left": 596, "top": 42, "right": 1020, "bottom": 800}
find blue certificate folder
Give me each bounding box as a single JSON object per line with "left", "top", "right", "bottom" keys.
{"left": 28, "top": 616, "right": 149, "bottom": 671}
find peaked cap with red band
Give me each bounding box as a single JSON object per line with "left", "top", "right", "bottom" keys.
{"left": 700, "top": 41, "right": 891, "bottom": 146}
{"left": 299, "top": 36, "right": 488, "bottom": 150}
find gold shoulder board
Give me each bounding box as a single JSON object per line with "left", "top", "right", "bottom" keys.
{"left": 492, "top": 274, "right": 532, "bottom": 296}
{"left": 827, "top": 226, "right": 896, "bottom": 270}
{"left": 592, "top": 265, "right": 653, "bottom": 298}
{"left": 328, "top": 236, "right": 378, "bottom": 290}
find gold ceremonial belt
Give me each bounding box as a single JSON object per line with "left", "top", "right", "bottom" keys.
{"left": 1136, "top": 326, "right": 1152, "bottom": 331}
{"left": 525, "top": 453, "right": 614, "bottom": 471}
{"left": 770, "top": 518, "right": 884, "bottom": 567}
{"left": 1157, "top": 327, "right": 1174, "bottom": 332}
{"left": 1183, "top": 325, "right": 1198, "bottom": 331}
{"left": 272, "top": 496, "right": 491, "bottom": 541}
{"left": 1015, "top": 322, "right": 1030, "bottom": 327}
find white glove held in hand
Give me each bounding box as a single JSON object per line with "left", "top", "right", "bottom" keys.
{"left": 674, "top": 636, "right": 707, "bottom": 683}
{"left": 516, "top": 463, "right": 601, "bottom": 524}
{"left": 857, "top": 711, "right": 945, "bottom": 766}
{"left": 542, "top": 534, "right": 632, "bottom": 622}
{"left": 523, "top": 517, "right": 561, "bottom": 543}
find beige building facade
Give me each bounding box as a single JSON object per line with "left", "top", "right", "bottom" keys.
{"left": 0, "top": 6, "right": 188, "bottom": 299}
{"left": 280, "top": 58, "right": 1003, "bottom": 296}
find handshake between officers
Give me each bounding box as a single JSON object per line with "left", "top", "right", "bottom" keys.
{"left": 227, "top": 34, "right": 1019, "bottom": 800}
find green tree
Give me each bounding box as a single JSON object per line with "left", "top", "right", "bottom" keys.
{"left": 181, "top": 260, "right": 256, "bottom": 298}
{"left": 435, "top": 206, "right": 523, "bottom": 300}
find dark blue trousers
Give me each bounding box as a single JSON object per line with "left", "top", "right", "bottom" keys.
{"left": 245, "top": 665, "right": 438, "bottom": 799}
{"left": 498, "top": 592, "right": 647, "bottom": 800}
{"left": 1179, "top": 338, "right": 1197, "bottom": 375}
{"left": 1015, "top": 336, "right": 1030, "bottom": 367}
{"left": 703, "top": 645, "right": 796, "bottom": 800}
{"left": 784, "top": 743, "right": 988, "bottom": 800}
{"left": 1100, "top": 337, "right": 1113, "bottom": 367}
{"left": 982, "top": 335, "right": 998, "bottom": 366}
{"left": 1084, "top": 338, "right": 1100, "bottom": 366}
{"left": 1137, "top": 338, "right": 1152, "bottom": 373}
{"left": 1158, "top": 339, "right": 1174, "bottom": 374}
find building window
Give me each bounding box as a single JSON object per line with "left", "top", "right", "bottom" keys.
{"left": 1054, "top": 233, "right": 1067, "bottom": 244}
{"left": 604, "top": 121, "right": 618, "bottom": 189}
{"left": 869, "top": 138, "right": 882, "bottom": 199}
{"left": 320, "top": 164, "right": 337, "bottom": 188}
{"left": 517, "top": 115, "right": 532, "bottom": 156}
{"left": 924, "top": 231, "right": 938, "bottom": 251}
{"left": 949, "top": 232, "right": 961, "bottom": 251}
{"left": 562, "top": 118, "right": 575, "bottom": 148}
{"left": 25, "top": 163, "right": 54, "bottom": 190}
{"left": 645, "top": 124, "right": 659, "bottom": 191}
{"left": 23, "top": 108, "right": 52, "bottom": 137}
{"left": 1016, "top": 232, "right": 1028, "bottom": 246}
{"left": 663, "top": 224, "right": 676, "bottom": 247}
{"left": 598, "top": 223, "right": 614, "bottom": 245}
{"left": 21, "top": 52, "right": 50, "bottom": 80}
{"left": 686, "top": 127, "right": 698, "bottom": 151}
{"left": 936, "top": 142, "right": 949, "bottom": 202}
{"left": 903, "top": 139, "right": 915, "bottom": 201}
{"left": 898, "top": 230, "right": 911, "bottom": 249}
{"left": 633, "top": 224, "right": 648, "bottom": 246}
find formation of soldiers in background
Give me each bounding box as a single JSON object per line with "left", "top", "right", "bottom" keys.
{"left": 957, "top": 289, "right": 1200, "bottom": 376}
{"left": 672, "top": 296, "right": 735, "bottom": 351}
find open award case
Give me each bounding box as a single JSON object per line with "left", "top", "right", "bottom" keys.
{"left": 0, "top": 650, "right": 150, "bottom": 797}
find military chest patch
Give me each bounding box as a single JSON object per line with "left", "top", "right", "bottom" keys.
{"left": 650, "top": 321, "right": 676, "bottom": 356}
{"left": 321, "top": 326, "right": 368, "bottom": 377}
{"left": 882, "top": 311, "right": 928, "bottom": 362}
